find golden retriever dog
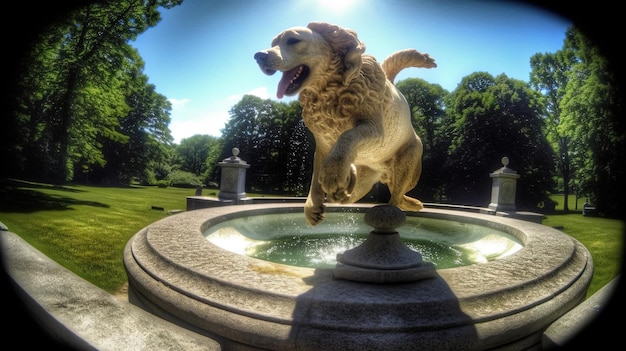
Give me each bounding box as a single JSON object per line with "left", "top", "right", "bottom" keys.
{"left": 254, "top": 22, "right": 436, "bottom": 226}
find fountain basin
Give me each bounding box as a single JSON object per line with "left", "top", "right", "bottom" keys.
{"left": 204, "top": 209, "right": 523, "bottom": 269}
{"left": 124, "top": 203, "right": 593, "bottom": 350}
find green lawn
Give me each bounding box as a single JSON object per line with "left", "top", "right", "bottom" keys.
{"left": 0, "top": 179, "right": 622, "bottom": 299}
{"left": 0, "top": 178, "right": 201, "bottom": 291}
{"left": 546, "top": 194, "right": 623, "bottom": 298}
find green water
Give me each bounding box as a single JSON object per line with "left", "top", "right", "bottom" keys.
{"left": 204, "top": 212, "right": 522, "bottom": 269}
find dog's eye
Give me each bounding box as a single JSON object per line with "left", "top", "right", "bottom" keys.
{"left": 286, "top": 38, "right": 301, "bottom": 45}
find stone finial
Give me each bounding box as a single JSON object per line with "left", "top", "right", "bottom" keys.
{"left": 502, "top": 156, "right": 509, "bottom": 167}
{"left": 228, "top": 147, "right": 243, "bottom": 162}
{"left": 492, "top": 156, "right": 517, "bottom": 175}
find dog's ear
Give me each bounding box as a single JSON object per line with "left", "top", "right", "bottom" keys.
{"left": 308, "top": 22, "right": 365, "bottom": 85}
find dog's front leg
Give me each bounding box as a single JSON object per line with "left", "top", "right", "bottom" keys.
{"left": 305, "top": 150, "right": 327, "bottom": 226}
{"left": 320, "top": 125, "right": 375, "bottom": 203}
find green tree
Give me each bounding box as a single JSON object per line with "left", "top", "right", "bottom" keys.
{"left": 87, "top": 56, "right": 173, "bottom": 184}
{"left": 175, "top": 134, "right": 222, "bottom": 185}
{"left": 202, "top": 137, "right": 224, "bottom": 187}
{"left": 7, "top": 0, "right": 182, "bottom": 183}
{"left": 558, "top": 27, "right": 624, "bottom": 216}
{"left": 530, "top": 47, "right": 576, "bottom": 209}
{"left": 397, "top": 78, "right": 452, "bottom": 201}
{"left": 220, "top": 95, "right": 267, "bottom": 191}
{"left": 220, "top": 96, "right": 313, "bottom": 195}
{"left": 220, "top": 95, "right": 284, "bottom": 192}
{"left": 275, "top": 101, "right": 313, "bottom": 195}
{"left": 444, "top": 72, "right": 555, "bottom": 209}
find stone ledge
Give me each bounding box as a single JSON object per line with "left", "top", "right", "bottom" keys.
{"left": 542, "top": 275, "right": 621, "bottom": 349}
{"left": 1, "top": 230, "right": 221, "bottom": 351}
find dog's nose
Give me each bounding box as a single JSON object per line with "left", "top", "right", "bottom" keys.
{"left": 254, "top": 51, "right": 276, "bottom": 76}
{"left": 254, "top": 51, "right": 268, "bottom": 63}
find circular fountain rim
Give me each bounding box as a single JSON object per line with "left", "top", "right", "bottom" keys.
{"left": 124, "top": 202, "right": 593, "bottom": 350}
{"left": 128, "top": 203, "right": 584, "bottom": 295}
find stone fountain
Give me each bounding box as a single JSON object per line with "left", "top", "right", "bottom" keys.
{"left": 124, "top": 201, "right": 592, "bottom": 350}
{"left": 124, "top": 152, "right": 592, "bottom": 350}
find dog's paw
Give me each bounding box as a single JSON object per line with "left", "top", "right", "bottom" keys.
{"left": 320, "top": 164, "right": 357, "bottom": 203}
{"left": 304, "top": 203, "right": 325, "bottom": 226}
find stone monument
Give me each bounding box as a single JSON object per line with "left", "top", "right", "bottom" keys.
{"left": 217, "top": 147, "right": 250, "bottom": 203}
{"left": 488, "top": 156, "right": 520, "bottom": 212}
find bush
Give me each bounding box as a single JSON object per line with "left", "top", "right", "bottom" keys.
{"left": 155, "top": 180, "right": 169, "bottom": 188}
{"left": 166, "top": 170, "right": 203, "bottom": 188}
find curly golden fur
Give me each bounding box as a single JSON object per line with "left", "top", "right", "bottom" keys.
{"left": 254, "top": 22, "right": 436, "bottom": 225}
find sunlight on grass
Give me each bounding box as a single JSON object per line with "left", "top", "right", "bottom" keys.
{"left": 1, "top": 182, "right": 623, "bottom": 298}
{"left": 546, "top": 194, "right": 623, "bottom": 298}
{"left": 0, "top": 179, "right": 195, "bottom": 291}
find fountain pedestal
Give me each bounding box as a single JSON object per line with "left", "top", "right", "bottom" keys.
{"left": 334, "top": 205, "right": 436, "bottom": 283}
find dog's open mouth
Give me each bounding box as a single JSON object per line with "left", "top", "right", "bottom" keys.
{"left": 277, "top": 65, "right": 309, "bottom": 99}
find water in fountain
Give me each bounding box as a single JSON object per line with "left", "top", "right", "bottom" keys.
{"left": 204, "top": 211, "right": 522, "bottom": 269}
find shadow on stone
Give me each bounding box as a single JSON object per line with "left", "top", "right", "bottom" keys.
{"left": 291, "top": 270, "right": 477, "bottom": 350}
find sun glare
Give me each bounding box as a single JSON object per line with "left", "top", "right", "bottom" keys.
{"left": 319, "top": 0, "right": 357, "bottom": 13}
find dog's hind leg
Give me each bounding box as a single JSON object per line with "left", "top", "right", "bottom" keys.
{"left": 387, "top": 176, "right": 424, "bottom": 212}
{"left": 341, "top": 165, "right": 381, "bottom": 204}
{"left": 385, "top": 138, "right": 424, "bottom": 212}
{"left": 383, "top": 170, "right": 423, "bottom": 211}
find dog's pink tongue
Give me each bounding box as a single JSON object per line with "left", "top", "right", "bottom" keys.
{"left": 277, "top": 66, "right": 299, "bottom": 99}
{"left": 277, "top": 77, "right": 288, "bottom": 99}
{"left": 276, "top": 73, "right": 290, "bottom": 99}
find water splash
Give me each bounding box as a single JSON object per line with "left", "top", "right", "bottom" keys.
{"left": 205, "top": 212, "right": 522, "bottom": 269}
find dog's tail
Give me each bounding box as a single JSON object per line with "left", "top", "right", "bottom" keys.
{"left": 382, "top": 49, "right": 436, "bottom": 84}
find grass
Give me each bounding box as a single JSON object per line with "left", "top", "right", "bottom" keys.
{"left": 0, "top": 179, "right": 622, "bottom": 299}
{"left": 545, "top": 194, "right": 623, "bottom": 299}
{"left": 0, "top": 178, "right": 201, "bottom": 291}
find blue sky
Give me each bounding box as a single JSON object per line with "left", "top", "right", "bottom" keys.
{"left": 131, "top": 0, "right": 572, "bottom": 143}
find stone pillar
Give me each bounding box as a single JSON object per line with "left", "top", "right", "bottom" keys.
{"left": 218, "top": 148, "right": 250, "bottom": 202}
{"left": 488, "top": 156, "right": 520, "bottom": 212}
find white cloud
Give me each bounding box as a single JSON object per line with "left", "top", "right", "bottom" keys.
{"left": 226, "top": 86, "right": 271, "bottom": 104}
{"left": 168, "top": 87, "right": 289, "bottom": 143}
{"left": 169, "top": 111, "right": 229, "bottom": 144}
{"left": 247, "top": 86, "right": 271, "bottom": 99}
{"left": 168, "top": 97, "right": 190, "bottom": 108}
